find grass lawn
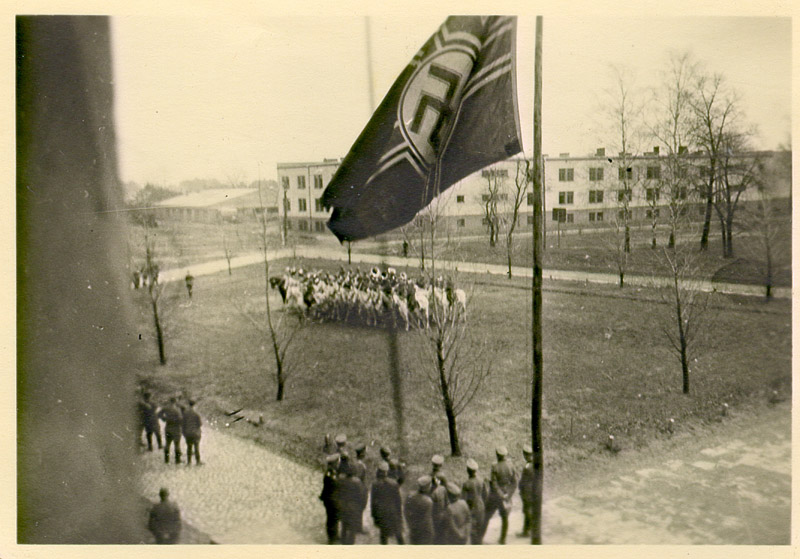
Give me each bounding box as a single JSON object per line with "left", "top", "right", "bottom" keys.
{"left": 132, "top": 254, "right": 791, "bottom": 486}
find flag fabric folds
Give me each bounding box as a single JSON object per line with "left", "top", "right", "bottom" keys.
{"left": 322, "top": 16, "right": 523, "bottom": 242}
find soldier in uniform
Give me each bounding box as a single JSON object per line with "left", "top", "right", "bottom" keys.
{"left": 138, "top": 392, "right": 162, "bottom": 451}
{"left": 334, "top": 433, "right": 348, "bottom": 455}
{"left": 147, "top": 488, "right": 181, "bottom": 544}
{"left": 184, "top": 271, "right": 194, "bottom": 299}
{"left": 336, "top": 467, "right": 366, "bottom": 545}
{"left": 158, "top": 397, "right": 183, "bottom": 464}
{"left": 429, "top": 455, "right": 449, "bottom": 544}
{"left": 442, "top": 483, "right": 471, "bottom": 544}
{"left": 404, "top": 475, "right": 434, "bottom": 544}
{"left": 462, "top": 458, "right": 487, "bottom": 544}
{"left": 352, "top": 443, "right": 368, "bottom": 483}
{"left": 484, "top": 446, "right": 517, "bottom": 544}
{"left": 319, "top": 453, "right": 340, "bottom": 544}
{"left": 181, "top": 399, "right": 202, "bottom": 465}
{"left": 371, "top": 461, "right": 404, "bottom": 544}
{"left": 517, "top": 445, "right": 536, "bottom": 538}
{"left": 379, "top": 446, "right": 406, "bottom": 486}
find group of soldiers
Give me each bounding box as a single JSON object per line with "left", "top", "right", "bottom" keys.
{"left": 137, "top": 391, "right": 203, "bottom": 465}
{"left": 319, "top": 434, "right": 538, "bottom": 545}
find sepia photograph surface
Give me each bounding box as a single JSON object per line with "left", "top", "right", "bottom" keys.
{"left": 10, "top": 0, "right": 794, "bottom": 555}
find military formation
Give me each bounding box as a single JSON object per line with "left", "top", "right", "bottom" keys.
{"left": 319, "top": 434, "right": 539, "bottom": 545}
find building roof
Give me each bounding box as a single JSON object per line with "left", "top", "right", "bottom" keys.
{"left": 156, "top": 189, "right": 259, "bottom": 208}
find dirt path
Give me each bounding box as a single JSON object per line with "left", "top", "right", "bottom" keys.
{"left": 138, "top": 402, "right": 789, "bottom": 544}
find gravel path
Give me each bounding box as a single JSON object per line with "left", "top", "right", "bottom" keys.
{"left": 138, "top": 403, "right": 790, "bottom": 545}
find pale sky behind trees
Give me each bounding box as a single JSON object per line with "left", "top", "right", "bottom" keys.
{"left": 110, "top": 9, "right": 791, "bottom": 186}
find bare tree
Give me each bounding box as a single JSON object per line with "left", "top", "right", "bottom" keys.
{"left": 222, "top": 231, "right": 234, "bottom": 275}
{"left": 139, "top": 225, "right": 171, "bottom": 365}
{"left": 691, "top": 70, "right": 741, "bottom": 252}
{"left": 237, "top": 182, "right": 304, "bottom": 401}
{"left": 739, "top": 151, "right": 791, "bottom": 299}
{"left": 712, "top": 131, "right": 760, "bottom": 257}
{"left": 480, "top": 170, "right": 504, "bottom": 247}
{"left": 502, "top": 159, "right": 531, "bottom": 277}
{"left": 601, "top": 66, "right": 644, "bottom": 286}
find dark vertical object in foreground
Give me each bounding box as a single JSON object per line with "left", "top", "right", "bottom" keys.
{"left": 386, "top": 326, "right": 407, "bottom": 457}
{"left": 530, "top": 15, "right": 544, "bottom": 546}
{"left": 17, "top": 16, "right": 141, "bottom": 542}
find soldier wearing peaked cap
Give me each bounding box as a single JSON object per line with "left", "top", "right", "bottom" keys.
{"left": 404, "top": 476, "right": 434, "bottom": 544}
{"left": 484, "top": 446, "right": 517, "bottom": 544}
{"left": 462, "top": 458, "right": 487, "bottom": 544}
{"left": 430, "top": 454, "right": 447, "bottom": 487}
{"left": 319, "top": 454, "right": 340, "bottom": 544}
{"left": 371, "top": 461, "right": 404, "bottom": 544}
{"left": 352, "top": 443, "right": 367, "bottom": 484}
{"left": 443, "top": 483, "right": 471, "bottom": 544}
{"left": 517, "top": 445, "right": 538, "bottom": 538}
{"left": 429, "top": 455, "right": 449, "bottom": 544}
{"left": 336, "top": 467, "right": 366, "bottom": 545}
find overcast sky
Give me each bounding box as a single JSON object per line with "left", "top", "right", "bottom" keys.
{"left": 111, "top": 12, "right": 791, "bottom": 186}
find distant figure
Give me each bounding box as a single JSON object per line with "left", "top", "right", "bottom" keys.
{"left": 158, "top": 397, "right": 183, "bottom": 464}
{"left": 371, "top": 461, "right": 404, "bottom": 544}
{"left": 319, "top": 454, "right": 340, "bottom": 544}
{"left": 430, "top": 454, "right": 448, "bottom": 544}
{"left": 379, "top": 446, "right": 406, "bottom": 486}
{"left": 184, "top": 272, "right": 194, "bottom": 299}
{"left": 517, "top": 445, "right": 537, "bottom": 538}
{"left": 352, "top": 443, "right": 367, "bottom": 484}
{"left": 181, "top": 399, "right": 202, "bottom": 465}
{"left": 405, "top": 476, "right": 434, "bottom": 544}
{"left": 138, "top": 392, "right": 162, "bottom": 452}
{"left": 462, "top": 458, "right": 487, "bottom": 544}
{"left": 402, "top": 240, "right": 409, "bottom": 257}
{"left": 443, "top": 483, "right": 471, "bottom": 544}
{"left": 147, "top": 488, "right": 181, "bottom": 544}
{"left": 484, "top": 446, "right": 517, "bottom": 544}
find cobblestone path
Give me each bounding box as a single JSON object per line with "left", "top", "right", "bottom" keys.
{"left": 139, "top": 404, "right": 789, "bottom": 545}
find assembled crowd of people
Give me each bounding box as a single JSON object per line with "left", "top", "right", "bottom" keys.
{"left": 137, "top": 391, "right": 204, "bottom": 465}
{"left": 319, "top": 434, "right": 539, "bottom": 545}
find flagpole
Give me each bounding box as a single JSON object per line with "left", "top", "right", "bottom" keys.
{"left": 531, "top": 15, "right": 544, "bottom": 545}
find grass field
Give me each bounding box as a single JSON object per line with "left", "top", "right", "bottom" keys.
{"left": 132, "top": 252, "right": 791, "bottom": 486}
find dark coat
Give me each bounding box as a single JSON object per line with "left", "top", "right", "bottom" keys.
{"left": 462, "top": 476, "right": 487, "bottom": 534}
{"left": 371, "top": 477, "right": 403, "bottom": 532}
{"left": 443, "top": 499, "right": 471, "bottom": 544}
{"left": 488, "top": 460, "right": 517, "bottom": 503}
{"left": 148, "top": 500, "right": 181, "bottom": 543}
{"left": 404, "top": 492, "right": 434, "bottom": 544}
{"left": 158, "top": 404, "right": 183, "bottom": 437}
{"left": 336, "top": 475, "right": 366, "bottom": 531}
{"left": 518, "top": 460, "right": 536, "bottom": 502}
{"left": 181, "top": 408, "right": 202, "bottom": 439}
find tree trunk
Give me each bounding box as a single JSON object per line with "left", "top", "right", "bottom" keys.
{"left": 668, "top": 231, "right": 675, "bottom": 249}
{"left": 275, "top": 361, "right": 285, "bottom": 401}
{"left": 725, "top": 215, "right": 734, "bottom": 258}
{"left": 618, "top": 271, "right": 624, "bottom": 289}
{"left": 765, "top": 247, "right": 773, "bottom": 300}
{"left": 437, "top": 340, "right": 461, "bottom": 456}
{"left": 151, "top": 299, "right": 166, "bottom": 365}
{"left": 700, "top": 183, "right": 713, "bottom": 251}
{"left": 507, "top": 238, "right": 513, "bottom": 278}
{"left": 680, "top": 338, "right": 690, "bottom": 394}
{"left": 624, "top": 224, "right": 630, "bottom": 253}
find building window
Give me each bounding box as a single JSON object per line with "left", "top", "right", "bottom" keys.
{"left": 589, "top": 211, "right": 604, "bottom": 222}
{"left": 314, "top": 221, "right": 326, "bottom": 232}
{"left": 314, "top": 198, "right": 324, "bottom": 212}
{"left": 646, "top": 208, "right": 660, "bottom": 219}
{"left": 617, "top": 209, "right": 631, "bottom": 220}
{"left": 618, "top": 167, "right": 633, "bottom": 181}
{"left": 552, "top": 208, "right": 566, "bottom": 222}
{"left": 281, "top": 176, "right": 290, "bottom": 189}
{"left": 498, "top": 193, "right": 509, "bottom": 201}
{"left": 646, "top": 188, "right": 660, "bottom": 202}
{"left": 676, "top": 187, "right": 688, "bottom": 200}
{"left": 558, "top": 168, "right": 574, "bottom": 182}
{"left": 646, "top": 166, "right": 661, "bottom": 180}
{"left": 456, "top": 195, "right": 465, "bottom": 203}
{"left": 298, "top": 220, "right": 309, "bottom": 231}
{"left": 558, "top": 191, "right": 574, "bottom": 204}
{"left": 457, "top": 218, "right": 465, "bottom": 227}
{"left": 589, "top": 190, "right": 604, "bottom": 203}
{"left": 566, "top": 213, "right": 574, "bottom": 223}
{"left": 283, "top": 198, "right": 291, "bottom": 212}
{"left": 481, "top": 217, "right": 489, "bottom": 225}
{"left": 617, "top": 189, "right": 632, "bottom": 202}
{"left": 297, "top": 175, "right": 306, "bottom": 189}
{"left": 481, "top": 169, "right": 508, "bottom": 178}
{"left": 298, "top": 198, "right": 307, "bottom": 212}
{"left": 527, "top": 193, "right": 534, "bottom": 206}
{"left": 589, "top": 168, "right": 604, "bottom": 181}
{"left": 314, "top": 174, "right": 323, "bottom": 189}
{"left": 481, "top": 194, "right": 490, "bottom": 202}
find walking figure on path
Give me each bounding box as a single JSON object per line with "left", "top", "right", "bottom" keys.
{"left": 462, "top": 458, "right": 487, "bottom": 544}
{"left": 336, "top": 468, "right": 366, "bottom": 545}
{"left": 148, "top": 487, "right": 181, "bottom": 544}
{"left": 319, "top": 453, "right": 340, "bottom": 544}
{"left": 138, "top": 391, "right": 162, "bottom": 451}
{"left": 404, "top": 476, "right": 434, "bottom": 545}
{"left": 443, "top": 483, "right": 471, "bottom": 544}
{"left": 184, "top": 271, "right": 194, "bottom": 300}
{"left": 371, "top": 461, "right": 404, "bottom": 544}
{"left": 182, "top": 399, "right": 202, "bottom": 465}
{"left": 484, "top": 446, "right": 517, "bottom": 544}
{"left": 158, "top": 397, "right": 183, "bottom": 464}
{"left": 517, "top": 445, "right": 537, "bottom": 538}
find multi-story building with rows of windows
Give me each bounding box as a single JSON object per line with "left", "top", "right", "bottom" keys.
{"left": 277, "top": 147, "right": 789, "bottom": 236}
